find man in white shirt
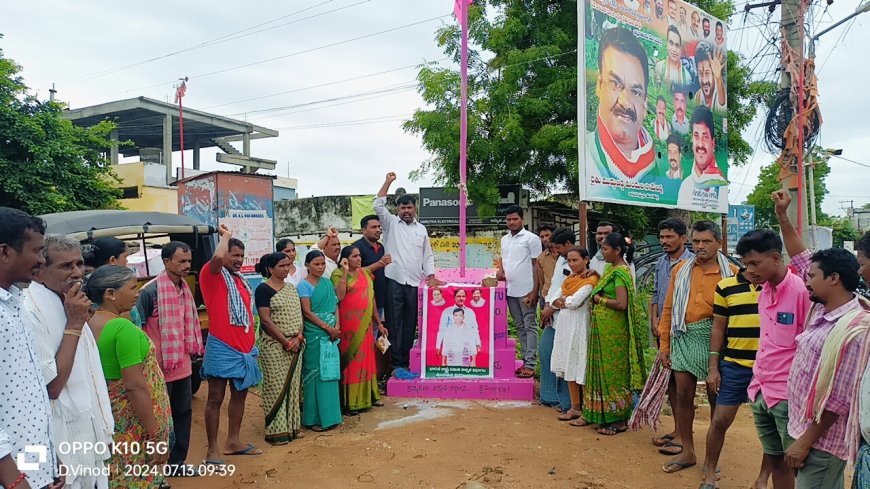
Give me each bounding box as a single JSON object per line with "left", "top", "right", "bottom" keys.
{"left": 437, "top": 289, "right": 480, "bottom": 334}
{"left": 677, "top": 105, "right": 729, "bottom": 213}
{"left": 666, "top": 134, "right": 684, "bottom": 180}
{"left": 375, "top": 172, "right": 439, "bottom": 374}
{"left": 26, "top": 235, "right": 113, "bottom": 489}
{"left": 311, "top": 227, "right": 341, "bottom": 277}
{"left": 654, "top": 96, "right": 671, "bottom": 140}
{"left": 497, "top": 205, "right": 541, "bottom": 378}
{"left": 590, "top": 222, "right": 636, "bottom": 280}
{"left": 671, "top": 87, "right": 690, "bottom": 136}
{"left": 694, "top": 42, "right": 727, "bottom": 115}
{"left": 0, "top": 207, "right": 63, "bottom": 489}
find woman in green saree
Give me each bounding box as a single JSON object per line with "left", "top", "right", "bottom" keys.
{"left": 254, "top": 252, "right": 305, "bottom": 445}
{"left": 332, "top": 246, "right": 389, "bottom": 414}
{"left": 583, "top": 232, "right": 647, "bottom": 435}
{"left": 298, "top": 250, "right": 343, "bottom": 431}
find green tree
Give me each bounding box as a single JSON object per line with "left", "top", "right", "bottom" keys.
{"left": 405, "top": 0, "right": 775, "bottom": 223}
{"left": 825, "top": 216, "right": 860, "bottom": 248}
{"left": 0, "top": 38, "right": 120, "bottom": 215}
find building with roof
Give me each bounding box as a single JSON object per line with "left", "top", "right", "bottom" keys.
{"left": 64, "top": 96, "right": 283, "bottom": 211}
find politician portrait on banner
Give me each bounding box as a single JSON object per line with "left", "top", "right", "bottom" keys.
{"left": 579, "top": 0, "right": 729, "bottom": 213}
{"left": 421, "top": 285, "right": 495, "bottom": 379}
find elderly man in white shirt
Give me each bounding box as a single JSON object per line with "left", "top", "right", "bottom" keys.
{"left": 375, "top": 172, "right": 439, "bottom": 375}
{"left": 310, "top": 228, "right": 341, "bottom": 277}
{"left": 0, "top": 208, "right": 62, "bottom": 489}
{"left": 497, "top": 205, "right": 542, "bottom": 378}
{"left": 26, "top": 235, "right": 114, "bottom": 489}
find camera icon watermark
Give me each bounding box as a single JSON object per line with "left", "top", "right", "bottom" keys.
{"left": 15, "top": 445, "right": 48, "bottom": 471}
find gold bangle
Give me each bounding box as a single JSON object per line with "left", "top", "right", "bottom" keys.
{"left": 64, "top": 329, "right": 82, "bottom": 337}
{"left": 603, "top": 298, "right": 608, "bottom": 308}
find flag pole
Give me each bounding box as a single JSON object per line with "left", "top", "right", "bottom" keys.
{"left": 176, "top": 78, "right": 188, "bottom": 181}
{"left": 458, "top": 0, "right": 469, "bottom": 278}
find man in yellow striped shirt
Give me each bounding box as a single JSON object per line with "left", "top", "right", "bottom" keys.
{"left": 701, "top": 253, "right": 772, "bottom": 488}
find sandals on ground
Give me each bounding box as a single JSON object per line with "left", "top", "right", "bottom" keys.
{"left": 657, "top": 441, "right": 683, "bottom": 456}
{"left": 596, "top": 424, "right": 627, "bottom": 436}
{"left": 652, "top": 434, "right": 675, "bottom": 446}
{"left": 557, "top": 409, "right": 584, "bottom": 421}
{"left": 517, "top": 368, "right": 535, "bottom": 378}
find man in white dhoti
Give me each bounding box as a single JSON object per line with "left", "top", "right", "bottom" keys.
{"left": 26, "top": 235, "right": 114, "bottom": 489}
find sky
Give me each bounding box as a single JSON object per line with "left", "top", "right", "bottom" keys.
{"left": 2, "top": 0, "right": 868, "bottom": 217}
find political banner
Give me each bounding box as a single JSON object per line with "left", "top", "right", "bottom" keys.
{"left": 579, "top": 0, "right": 729, "bottom": 213}
{"left": 421, "top": 284, "right": 494, "bottom": 379}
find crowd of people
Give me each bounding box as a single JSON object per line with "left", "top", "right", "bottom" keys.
{"left": 2, "top": 176, "right": 870, "bottom": 488}
{"left": 514, "top": 190, "right": 870, "bottom": 489}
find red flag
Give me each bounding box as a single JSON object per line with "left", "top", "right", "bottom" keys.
{"left": 454, "top": 0, "right": 473, "bottom": 25}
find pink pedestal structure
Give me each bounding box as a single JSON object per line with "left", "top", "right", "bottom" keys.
{"left": 386, "top": 268, "right": 534, "bottom": 400}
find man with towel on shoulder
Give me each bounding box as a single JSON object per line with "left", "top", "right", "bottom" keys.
{"left": 137, "top": 241, "right": 204, "bottom": 474}
{"left": 200, "top": 224, "right": 263, "bottom": 465}
{"left": 657, "top": 220, "right": 738, "bottom": 475}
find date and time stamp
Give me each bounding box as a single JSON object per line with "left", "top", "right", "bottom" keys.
{"left": 111, "top": 462, "right": 236, "bottom": 478}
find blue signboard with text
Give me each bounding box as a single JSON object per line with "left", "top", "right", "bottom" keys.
{"left": 727, "top": 205, "right": 756, "bottom": 250}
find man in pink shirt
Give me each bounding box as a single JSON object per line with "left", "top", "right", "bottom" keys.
{"left": 774, "top": 190, "right": 866, "bottom": 489}
{"left": 739, "top": 195, "right": 812, "bottom": 489}
{"left": 136, "top": 241, "right": 204, "bottom": 473}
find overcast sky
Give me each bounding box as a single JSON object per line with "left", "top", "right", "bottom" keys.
{"left": 2, "top": 0, "right": 868, "bottom": 216}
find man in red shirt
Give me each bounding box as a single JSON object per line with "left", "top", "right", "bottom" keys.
{"left": 200, "top": 225, "right": 262, "bottom": 464}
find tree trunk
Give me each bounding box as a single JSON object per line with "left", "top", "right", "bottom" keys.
{"left": 667, "top": 208, "right": 691, "bottom": 224}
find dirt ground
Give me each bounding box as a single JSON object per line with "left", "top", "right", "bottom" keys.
{"left": 164, "top": 384, "right": 802, "bottom": 489}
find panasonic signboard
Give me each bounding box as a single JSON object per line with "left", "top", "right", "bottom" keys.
{"left": 418, "top": 185, "right": 524, "bottom": 226}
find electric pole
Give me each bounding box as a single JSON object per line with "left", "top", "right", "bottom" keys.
{"left": 778, "top": 0, "right": 809, "bottom": 246}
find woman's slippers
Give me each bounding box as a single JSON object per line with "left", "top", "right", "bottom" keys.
{"left": 568, "top": 417, "right": 590, "bottom": 427}
{"left": 596, "top": 424, "right": 627, "bottom": 436}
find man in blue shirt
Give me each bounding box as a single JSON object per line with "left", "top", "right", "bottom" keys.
{"left": 353, "top": 215, "right": 388, "bottom": 316}
{"left": 353, "top": 214, "right": 391, "bottom": 387}
{"left": 650, "top": 217, "right": 693, "bottom": 455}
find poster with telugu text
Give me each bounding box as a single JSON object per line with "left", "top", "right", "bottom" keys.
{"left": 579, "top": 0, "right": 729, "bottom": 213}
{"left": 222, "top": 209, "right": 272, "bottom": 274}
{"left": 421, "top": 284, "right": 494, "bottom": 379}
